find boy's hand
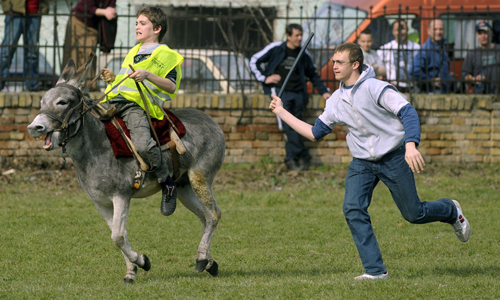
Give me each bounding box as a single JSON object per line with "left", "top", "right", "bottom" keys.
{"left": 269, "top": 95, "right": 283, "bottom": 114}
{"left": 129, "top": 69, "right": 150, "bottom": 82}
{"left": 101, "top": 68, "right": 115, "bottom": 83}
{"left": 405, "top": 142, "right": 425, "bottom": 173}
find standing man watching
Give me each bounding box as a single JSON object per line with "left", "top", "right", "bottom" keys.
{"left": 461, "top": 21, "right": 500, "bottom": 94}
{"left": 410, "top": 19, "right": 452, "bottom": 93}
{"left": 63, "top": 0, "right": 117, "bottom": 90}
{"left": 378, "top": 19, "right": 420, "bottom": 93}
{"left": 250, "top": 24, "right": 331, "bottom": 171}
{"left": 0, "top": 0, "right": 49, "bottom": 91}
{"left": 269, "top": 43, "right": 470, "bottom": 280}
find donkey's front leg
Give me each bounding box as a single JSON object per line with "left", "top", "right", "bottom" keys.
{"left": 94, "top": 198, "right": 150, "bottom": 283}
{"left": 110, "top": 197, "right": 151, "bottom": 281}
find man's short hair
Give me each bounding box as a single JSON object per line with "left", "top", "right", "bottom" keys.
{"left": 286, "top": 23, "right": 303, "bottom": 36}
{"left": 334, "top": 43, "right": 364, "bottom": 71}
{"left": 137, "top": 6, "right": 168, "bottom": 42}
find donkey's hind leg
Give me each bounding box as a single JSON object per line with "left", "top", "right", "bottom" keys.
{"left": 177, "top": 170, "right": 221, "bottom": 277}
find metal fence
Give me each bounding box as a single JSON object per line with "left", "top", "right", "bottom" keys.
{"left": 0, "top": 2, "right": 499, "bottom": 95}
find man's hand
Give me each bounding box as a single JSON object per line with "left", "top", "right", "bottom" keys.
{"left": 405, "top": 142, "right": 425, "bottom": 173}
{"left": 269, "top": 95, "right": 284, "bottom": 114}
{"left": 433, "top": 77, "right": 442, "bottom": 88}
{"left": 102, "top": 6, "right": 117, "bottom": 20}
{"left": 265, "top": 74, "right": 281, "bottom": 84}
{"left": 475, "top": 73, "right": 486, "bottom": 85}
{"left": 322, "top": 92, "right": 331, "bottom": 100}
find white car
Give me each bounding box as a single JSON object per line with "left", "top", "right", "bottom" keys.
{"left": 97, "top": 49, "right": 257, "bottom": 94}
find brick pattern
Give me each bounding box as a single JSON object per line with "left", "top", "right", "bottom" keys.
{"left": 1, "top": 91, "right": 499, "bottom": 168}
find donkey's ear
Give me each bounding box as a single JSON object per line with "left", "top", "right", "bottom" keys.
{"left": 56, "top": 58, "right": 77, "bottom": 85}
{"left": 69, "top": 52, "right": 96, "bottom": 90}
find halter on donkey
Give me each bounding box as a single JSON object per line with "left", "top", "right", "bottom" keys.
{"left": 27, "top": 55, "right": 225, "bottom": 283}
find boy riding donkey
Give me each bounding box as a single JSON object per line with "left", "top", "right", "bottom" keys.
{"left": 100, "top": 6, "right": 183, "bottom": 216}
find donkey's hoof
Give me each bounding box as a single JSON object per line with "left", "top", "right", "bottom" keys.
{"left": 206, "top": 260, "right": 219, "bottom": 277}
{"left": 123, "top": 278, "right": 135, "bottom": 284}
{"left": 140, "top": 254, "right": 151, "bottom": 271}
{"left": 195, "top": 259, "right": 209, "bottom": 273}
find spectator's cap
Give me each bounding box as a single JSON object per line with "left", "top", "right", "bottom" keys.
{"left": 476, "top": 21, "right": 492, "bottom": 33}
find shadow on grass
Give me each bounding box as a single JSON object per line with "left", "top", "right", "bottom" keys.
{"left": 430, "top": 265, "right": 500, "bottom": 277}
{"left": 146, "top": 265, "right": 347, "bottom": 280}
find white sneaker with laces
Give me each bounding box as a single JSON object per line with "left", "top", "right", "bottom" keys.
{"left": 451, "top": 200, "right": 471, "bottom": 242}
{"left": 354, "top": 272, "right": 388, "bottom": 280}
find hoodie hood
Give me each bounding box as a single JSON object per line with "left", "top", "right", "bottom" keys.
{"left": 339, "top": 64, "right": 377, "bottom": 93}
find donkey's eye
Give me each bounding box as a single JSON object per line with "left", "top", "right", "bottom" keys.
{"left": 57, "top": 100, "right": 69, "bottom": 106}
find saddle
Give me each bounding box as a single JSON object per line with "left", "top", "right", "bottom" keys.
{"left": 102, "top": 109, "right": 186, "bottom": 158}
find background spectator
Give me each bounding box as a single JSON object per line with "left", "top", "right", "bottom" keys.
{"left": 357, "top": 29, "right": 386, "bottom": 80}
{"left": 62, "top": 0, "right": 116, "bottom": 90}
{"left": 378, "top": 19, "right": 420, "bottom": 93}
{"left": 250, "top": 24, "right": 331, "bottom": 171}
{"left": 410, "top": 19, "right": 451, "bottom": 93}
{"left": 461, "top": 21, "right": 500, "bottom": 94}
{"left": 0, "top": 0, "right": 49, "bottom": 91}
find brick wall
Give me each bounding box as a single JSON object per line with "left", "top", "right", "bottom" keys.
{"left": 1, "top": 92, "right": 500, "bottom": 169}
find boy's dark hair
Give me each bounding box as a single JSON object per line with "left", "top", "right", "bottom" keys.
{"left": 391, "top": 19, "right": 407, "bottom": 31}
{"left": 286, "top": 23, "right": 303, "bottom": 36}
{"left": 360, "top": 29, "right": 372, "bottom": 36}
{"left": 357, "top": 29, "right": 373, "bottom": 41}
{"left": 334, "top": 43, "right": 364, "bottom": 73}
{"left": 137, "top": 6, "right": 168, "bottom": 42}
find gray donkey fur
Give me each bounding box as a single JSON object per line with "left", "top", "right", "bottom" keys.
{"left": 27, "top": 57, "right": 225, "bottom": 283}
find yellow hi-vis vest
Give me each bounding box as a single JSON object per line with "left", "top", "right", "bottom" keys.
{"left": 103, "top": 43, "right": 183, "bottom": 120}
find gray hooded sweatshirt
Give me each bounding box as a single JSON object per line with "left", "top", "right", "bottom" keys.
{"left": 318, "top": 64, "right": 410, "bottom": 161}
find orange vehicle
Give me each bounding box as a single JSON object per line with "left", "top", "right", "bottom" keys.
{"left": 302, "top": 0, "right": 500, "bottom": 93}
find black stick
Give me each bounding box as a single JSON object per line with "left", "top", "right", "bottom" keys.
{"left": 277, "top": 32, "right": 315, "bottom": 98}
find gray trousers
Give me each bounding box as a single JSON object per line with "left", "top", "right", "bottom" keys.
{"left": 113, "top": 102, "right": 169, "bottom": 183}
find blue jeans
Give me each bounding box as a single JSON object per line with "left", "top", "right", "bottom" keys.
{"left": 343, "top": 146, "right": 457, "bottom": 275}
{"left": 275, "top": 89, "right": 310, "bottom": 162}
{"left": 0, "top": 14, "right": 41, "bottom": 91}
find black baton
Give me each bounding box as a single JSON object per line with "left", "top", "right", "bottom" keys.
{"left": 278, "top": 32, "right": 315, "bottom": 98}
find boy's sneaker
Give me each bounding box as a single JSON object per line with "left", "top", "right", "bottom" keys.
{"left": 451, "top": 200, "right": 470, "bottom": 242}
{"left": 354, "top": 272, "right": 388, "bottom": 280}
{"left": 160, "top": 179, "right": 177, "bottom": 216}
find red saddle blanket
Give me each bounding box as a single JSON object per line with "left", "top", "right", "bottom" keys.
{"left": 102, "top": 110, "right": 186, "bottom": 158}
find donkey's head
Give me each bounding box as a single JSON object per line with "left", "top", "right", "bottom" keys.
{"left": 27, "top": 54, "right": 95, "bottom": 151}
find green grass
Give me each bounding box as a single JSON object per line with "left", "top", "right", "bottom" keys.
{"left": 1, "top": 163, "right": 499, "bottom": 299}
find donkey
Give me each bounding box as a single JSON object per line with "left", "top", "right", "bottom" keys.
{"left": 27, "top": 58, "right": 225, "bottom": 283}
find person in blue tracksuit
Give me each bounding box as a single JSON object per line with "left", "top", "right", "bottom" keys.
{"left": 269, "top": 42, "right": 471, "bottom": 280}
{"left": 250, "top": 23, "right": 331, "bottom": 171}
{"left": 410, "top": 19, "right": 452, "bottom": 93}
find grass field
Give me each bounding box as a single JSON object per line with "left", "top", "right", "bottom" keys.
{"left": 0, "top": 162, "right": 499, "bottom": 299}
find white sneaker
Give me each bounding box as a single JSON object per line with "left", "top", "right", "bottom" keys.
{"left": 354, "top": 272, "right": 388, "bottom": 280}
{"left": 451, "top": 200, "right": 471, "bottom": 242}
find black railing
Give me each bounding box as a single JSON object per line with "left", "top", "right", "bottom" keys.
{"left": 0, "top": 2, "right": 499, "bottom": 95}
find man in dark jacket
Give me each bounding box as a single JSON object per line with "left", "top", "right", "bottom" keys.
{"left": 250, "top": 24, "right": 331, "bottom": 170}
{"left": 461, "top": 21, "right": 500, "bottom": 94}
{"left": 410, "top": 19, "right": 452, "bottom": 93}
{"left": 63, "top": 0, "right": 117, "bottom": 90}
